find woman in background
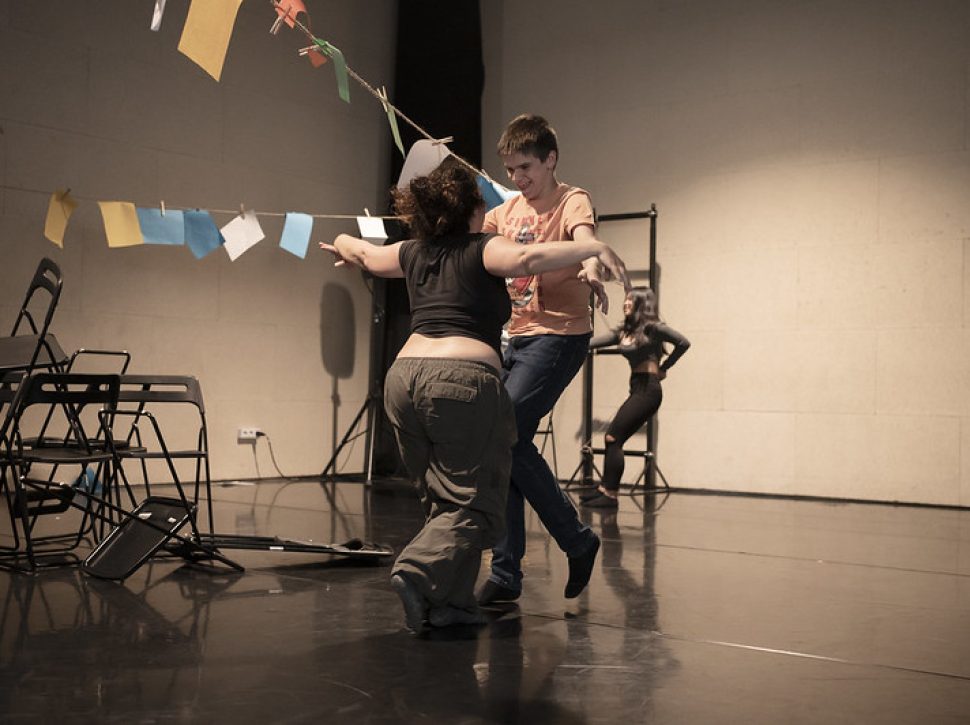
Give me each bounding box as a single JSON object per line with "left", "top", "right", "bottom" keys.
{"left": 582, "top": 287, "right": 689, "bottom": 508}
{"left": 321, "top": 164, "right": 629, "bottom": 632}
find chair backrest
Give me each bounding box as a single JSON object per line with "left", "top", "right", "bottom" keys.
{"left": 112, "top": 375, "right": 208, "bottom": 453}
{"left": 115, "top": 375, "right": 205, "bottom": 411}
{"left": 11, "top": 258, "right": 63, "bottom": 337}
{"left": 14, "top": 373, "right": 119, "bottom": 409}
{"left": 67, "top": 349, "right": 132, "bottom": 375}
{"left": 27, "top": 349, "right": 132, "bottom": 444}
{"left": 2, "top": 373, "right": 120, "bottom": 453}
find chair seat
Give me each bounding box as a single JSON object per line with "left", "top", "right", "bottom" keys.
{"left": 0, "top": 334, "right": 68, "bottom": 373}
{"left": 23, "top": 436, "right": 140, "bottom": 452}
{"left": 121, "top": 450, "right": 204, "bottom": 460}
{"left": 19, "top": 446, "right": 115, "bottom": 464}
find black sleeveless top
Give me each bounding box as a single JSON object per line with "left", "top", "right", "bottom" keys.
{"left": 398, "top": 233, "right": 511, "bottom": 356}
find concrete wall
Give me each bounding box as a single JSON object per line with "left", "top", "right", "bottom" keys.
{"left": 0, "top": 0, "right": 397, "bottom": 480}
{"left": 483, "top": 0, "right": 970, "bottom": 506}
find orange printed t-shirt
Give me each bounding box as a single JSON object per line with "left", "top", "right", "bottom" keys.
{"left": 482, "top": 184, "right": 595, "bottom": 337}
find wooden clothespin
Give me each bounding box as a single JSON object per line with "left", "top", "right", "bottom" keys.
{"left": 364, "top": 208, "right": 371, "bottom": 217}
{"left": 160, "top": 200, "right": 166, "bottom": 216}
{"left": 239, "top": 203, "right": 246, "bottom": 217}
{"left": 270, "top": 6, "right": 290, "bottom": 34}
{"left": 431, "top": 137, "right": 453, "bottom": 146}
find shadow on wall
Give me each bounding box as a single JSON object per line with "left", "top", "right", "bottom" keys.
{"left": 320, "top": 282, "right": 356, "bottom": 458}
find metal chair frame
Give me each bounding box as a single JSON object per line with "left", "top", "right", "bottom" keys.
{"left": 0, "top": 373, "right": 123, "bottom": 573}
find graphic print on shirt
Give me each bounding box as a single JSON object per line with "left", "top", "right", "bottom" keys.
{"left": 507, "top": 217, "right": 541, "bottom": 309}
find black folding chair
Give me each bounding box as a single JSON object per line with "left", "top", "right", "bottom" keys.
{"left": 81, "top": 375, "right": 242, "bottom": 580}
{"left": 107, "top": 376, "right": 391, "bottom": 562}
{"left": 22, "top": 348, "right": 133, "bottom": 452}
{"left": 0, "top": 373, "right": 122, "bottom": 573}
{"left": 0, "top": 258, "right": 68, "bottom": 377}
{"left": 0, "top": 373, "right": 241, "bottom": 578}
{"left": 110, "top": 375, "right": 216, "bottom": 534}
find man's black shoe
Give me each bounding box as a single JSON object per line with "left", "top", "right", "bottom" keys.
{"left": 565, "top": 534, "right": 600, "bottom": 598}
{"left": 581, "top": 492, "right": 618, "bottom": 508}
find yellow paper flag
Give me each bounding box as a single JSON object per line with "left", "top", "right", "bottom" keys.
{"left": 98, "top": 202, "right": 145, "bottom": 248}
{"left": 43, "top": 189, "right": 78, "bottom": 247}
{"left": 177, "top": 0, "right": 243, "bottom": 82}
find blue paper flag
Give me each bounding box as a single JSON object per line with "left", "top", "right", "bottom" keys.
{"left": 136, "top": 208, "right": 185, "bottom": 245}
{"left": 184, "top": 210, "right": 224, "bottom": 259}
{"left": 279, "top": 212, "right": 313, "bottom": 259}
{"left": 477, "top": 175, "right": 518, "bottom": 211}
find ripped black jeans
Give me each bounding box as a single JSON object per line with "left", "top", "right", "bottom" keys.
{"left": 602, "top": 373, "right": 662, "bottom": 492}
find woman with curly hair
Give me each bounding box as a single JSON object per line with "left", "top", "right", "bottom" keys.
{"left": 581, "top": 287, "right": 690, "bottom": 508}
{"left": 321, "top": 163, "right": 629, "bottom": 632}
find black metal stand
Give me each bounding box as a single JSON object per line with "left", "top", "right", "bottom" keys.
{"left": 195, "top": 533, "right": 392, "bottom": 559}
{"left": 319, "top": 390, "right": 382, "bottom": 483}
{"left": 565, "top": 441, "right": 670, "bottom": 494}
{"left": 320, "top": 272, "right": 389, "bottom": 485}
{"left": 564, "top": 204, "right": 669, "bottom": 495}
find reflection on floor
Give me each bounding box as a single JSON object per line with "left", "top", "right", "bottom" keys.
{"left": 2, "top": 479, "right": 970, "bottom": 723}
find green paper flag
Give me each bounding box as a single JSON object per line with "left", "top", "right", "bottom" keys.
{"left": 379, "top": 86, "right": 405, "bottom": 158}
{"left": 313, "top": 37, "right": 350, "bottom": 103}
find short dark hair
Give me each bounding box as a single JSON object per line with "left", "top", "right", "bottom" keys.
{"left": 391, "top": 163, "right": 483, "bottom": 240}
{"left": 496, "top": 114, "right": 558, "bottom": 162}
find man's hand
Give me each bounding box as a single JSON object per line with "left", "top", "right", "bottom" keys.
{"left": 578, "top": 260, "right": 610, "bottom": 314}
{"left": 573, "top": 224, "right": 632, "bottom": 296}
{"left": 595, "top": 244, "right": 631, "bottom": 292}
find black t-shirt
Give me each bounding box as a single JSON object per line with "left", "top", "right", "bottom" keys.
{"left": 398, "top": 233, "right": 511, "bottom": 356}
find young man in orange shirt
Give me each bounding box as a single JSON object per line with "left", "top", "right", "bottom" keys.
{"left": 478, "top": 114, "right": 629, "bottom": 604}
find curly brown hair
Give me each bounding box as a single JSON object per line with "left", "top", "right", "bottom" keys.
{"left": 391, "top": 163, "right": 483, "bottom": 240}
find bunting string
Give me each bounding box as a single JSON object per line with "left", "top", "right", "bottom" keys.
{"left": 6, "top": 2, "right": 521, "bottom": 257}
{"left": 0, "top": 183, "right": 400, "bottom": 220}
{"left": 269, "top": 0, "right": 498, "bottom": 184}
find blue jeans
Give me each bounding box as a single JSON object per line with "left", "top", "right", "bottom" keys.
{"left": 488, "top": 333, "right": 596, "bottom": 591}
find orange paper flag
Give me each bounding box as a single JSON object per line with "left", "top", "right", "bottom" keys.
{"left": 307, "top": 48, "right": 328, "bottom": 68}
{"left": 274, "top": 0, "right": 307, "bottom": 29}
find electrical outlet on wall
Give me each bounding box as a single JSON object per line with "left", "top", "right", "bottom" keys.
{"left": 237, "top": 427, "right": 261, "bottom": 444}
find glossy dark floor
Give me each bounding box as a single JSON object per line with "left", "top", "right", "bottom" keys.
{"left": 2, "top": 479, "right": 970, "bottom": 724}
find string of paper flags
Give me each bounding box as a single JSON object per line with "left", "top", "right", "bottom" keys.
{"left": 31, "top": 0, "right": 520, "bottom": 261}
{"left": 165, "top": 0, "right": 492, "bottom": 182}
{"left": 34, "top": 182, "right": 395, "bottom": 260}
{"left": 32, "top": 136, "right": 516, "bottom": 260}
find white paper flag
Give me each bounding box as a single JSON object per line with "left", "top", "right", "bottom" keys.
{"left": 356, "top": 216, "right": 387, "bottom": 243}
{"left": 397, "top": 139, "right": 451, "bottom": 188}
{"left": 221, "top": 210, "right": 265, "bottom": 261}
